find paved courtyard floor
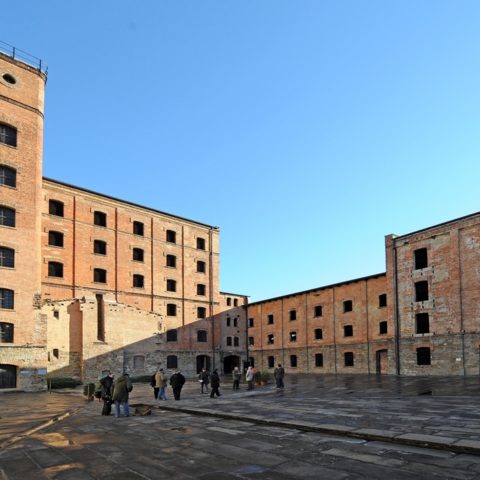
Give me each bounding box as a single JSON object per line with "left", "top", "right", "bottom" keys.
{"left": 2, "top": 375, "right": 480, "bottom": 479}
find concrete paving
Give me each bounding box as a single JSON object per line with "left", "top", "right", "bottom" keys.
{"left": 1, "top": 374, "right": 480, "bottom": 478}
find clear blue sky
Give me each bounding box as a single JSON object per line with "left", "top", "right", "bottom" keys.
{"left": 4, "top": 2, "right": 480, "bottom": 302}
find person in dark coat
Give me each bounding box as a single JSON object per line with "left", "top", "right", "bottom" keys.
{"left": 274, "top": 364, "right": 285, "bottom": 389}
{"left": 198, "top": 368, "right": 210, "bottom": 394}
{"left": 100, "top": 372, "right": 114, "bottom": 416}
{"left": 210, "top": 369, "right": 221, "bottom": 398}
{"left": 169, "top": 370, "right": 186, "bottom": 400}
{"left": 112, "top": 372, "right": 133, "bottom": 417}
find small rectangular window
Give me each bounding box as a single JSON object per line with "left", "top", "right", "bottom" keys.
{"left": 0, "top": 322, "right": 14, "bottom": 343}
{"left": 248, "top": 318, "right": 254, "bottom": 327}
{"left": 344, "top": 352, "right": 354, "bottom": 367}
{"left": 0, "top": 246, "right": 15, "bottom": 267}
{"left": 267, "top": 334, "right": 274, "bottom": 344}
{"left": 379, "top": 321, "right": 388, "bottom": 335}
{"left": 289, "top": 310, "right": 297, "bottom": 321}
{"left": 234, "top": 298, "right": 238, "bottom": 307}
{"left": 233, "top": 336, "right": 239, "bottom": 347}
{"left": 267, "top": 314, "right": 274, "bottom": 324}
{"left": 344, "top": 325, "right": 353, "bottom": 337}
{"left": 343, "top": 300, "right": 353, "bottom": 312}
{"left": 166, "top": 329, "right": 178, "bottom": 342}
{"left": 290, "top": 355, "right": 297, "bottom": 368}
{"left": 48, "top": 231, "right": 64, "bottom": 247}
{"left": 133, "top": 221, "right": 144, "bottom": 236}
{"left": 0, "top": 124, "right": 17, "bottom": 147}
{"left": 226, "top": 336, "right": 232, "bottom": 346}
{"left": 227, "top": 297, "right": 231, "bottom": 306}
{"left": 166, "top": 230, "right": 176, "bottom": 243}
{"left": 53, "top": 348, "right": 59, "bottom": 359}
{"left": 94, "top": 240, "right": 107, "bottom": 255}
{"left": 417, "top": 347, "right": 431, "bottom": 365}
{"left": 379, "top": 294, "right": 387, "bottom": 308}
{"left": 167, "top": 355, "right": 178, "bottom": 368}
{"left": 196, "top": 237, "right": 206, "bottom": 250}
{"left": 414, "top": 248, "right": 428, "bottom": 270}
{"left": 49, "top": 200, "right": 64, "bottom": 217}
{"left": 197, "top": 307, "right": 206, "bottom": 319}
{"left": 233, "top": 318, "right": 238, "bottom": 327}
{"left": 226, "top": 317, "right": 231, "bottom": 327}
{"left": 289, "top": 331, "right": 297, "bottom": 342}
{"left": 133, "top": 274, "right": 144, "bottom": 288}
{"left": 48, "top": 261, "right": 63, "bottom": 278}
{"left": 133, "top": 248, "right": 144, "bottom": 262}
{"left": 314, "top": 305, "right": 323, "bottom": 317}
{"left": 94, "top": 211, "right": 107, "bottom": 227}
{"left": 315, "top": 353, "right": 323, "bottom": 367}
{"left": 166, "top": 279, "right": 177, "bottom": 292}
{"left": 268, "top": 356, "right": 275, "bottom": 368}
{"left": 94, "top": 268, "right": 107, "bottom": 283}
{"left": 0, "top": 207, "right": 15, "bottom": 227}
{"left": 197, "top": 260, "right": 206, "bottom": 273}
{"left": 166, "top": 254, "right": 176, "bottom": 268}
{"left": 197, "top": 284, "right": 206, "bottom": 296}
{"left": 416, "top": 313, "right": 430, "bottom": 334}
{"left": 314, "top": 328, "right": 323, "bottom": 340}
{"left": 248, "top": 336, "right": 254, "bottom": 346}
{"left": 0, "top": 288, "right": 14, "bottom": 309}
{"left": 197, "top": 330, "right": 208, "bottom": 342}
{"left": 0, "top": 165, "right": 16, "bottom": 187}
{"left": 415, "top": 281, "right": 429, "bottom": 302}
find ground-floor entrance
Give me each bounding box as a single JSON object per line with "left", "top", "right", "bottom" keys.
{"left": 376, "top": 349, "right": 388, "bottom": 374}
{"left": 0, "top": 364, "right": 17, "bottom": 388}
{"left": 196, "top": 355, "right": 211, "bottom": 374}
{"left": 223, "top": 355, "right": 240, "bottom": 374}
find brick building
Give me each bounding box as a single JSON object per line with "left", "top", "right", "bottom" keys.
{"left": 0, "top": 46, "right": 247, "bottom": 391}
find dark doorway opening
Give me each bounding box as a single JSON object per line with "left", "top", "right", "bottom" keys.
{"left": 376, "top": 349, "right": 388, "bottom": 374}
{"left": 196, "top": 355, "right": 211, "bottom": 374}
{"left": 0, "top": 364, "right": 17, "bottom": 388}
{"left": 223, "top": 355, "right": 240, "bottom": 375}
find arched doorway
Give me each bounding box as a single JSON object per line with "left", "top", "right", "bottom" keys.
{"left": 196, "top": 355, "right": 211, "bottom": 374}
{"left": 0, "top": 364, "right": 17, "bottom": 388}
{"left": 223, "top": 355, "right": 240, "bottom": 374}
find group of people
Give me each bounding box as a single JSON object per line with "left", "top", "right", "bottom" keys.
{"left": 97, "top": 363, "right": 286, "bottom": 416}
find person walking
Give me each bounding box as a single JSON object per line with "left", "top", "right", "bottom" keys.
{"left": 210, "top": 369, "right": 221, "bottom": 398}
{"left": 100, "top": 372, "right": 114, "bottom": 416}
{"left": 157, "top": 368, "right": 168, "bottom": 400}
{"left": 245, "top": 366, "right": 254, "bottom": 391}
{"left": 169, "top": 370, "right": 185, "bottom": 400}
{"left": 112, "top": 372, "right": 133, "bottom": 417}
{"left": 232, "top": 366, "right": 241, "bottom": 391}
{"left": 198, "top": 368, "right": 210, "bottom": 394}
{"left": 152, "top": 368, "right": 160, "bottom": 400}
{"left": 274, "top": 363, "right": 285, "bottom": 389}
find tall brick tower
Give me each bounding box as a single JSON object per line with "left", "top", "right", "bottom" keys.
{"left": 0, "top": 44, "right": 47, "bottom": 389}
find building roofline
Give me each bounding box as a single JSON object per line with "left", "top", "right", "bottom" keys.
{"left": 220, "top": 291, "right": 250, "bottom": 298}
{"left": 248, "top": 272, "right": 386, "bottom": 306}
{"left": 0, "top": 42, "right": 48, "bottom": 79}
{"left": 393, "top": 210, "right": 480, "bottom": 241}
{"left": 42, "top": 177, "right": 219, "bottom": 230}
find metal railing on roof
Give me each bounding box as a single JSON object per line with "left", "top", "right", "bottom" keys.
{"left": 0, "top": 40, "right": 48, "bottom": 76}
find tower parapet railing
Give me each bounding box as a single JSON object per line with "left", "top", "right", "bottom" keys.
{"left": 0, "top": 40, "right": 48, "bottom": 76}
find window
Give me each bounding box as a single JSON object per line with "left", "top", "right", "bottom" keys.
{"left": 234, "top": 336, "right": 239, "bottom": 347}
{"left": 48, "top": 261, "right": 63, "bottom": 278}
{"left": 167, "top": 355, "right": 178, "bottom": 369}
{"left": 314, "top": 305, "right": 323, "bottom": 317}
{"left": 197, "top": 260, "right": 206, "bottom": 273}
{"left": 94, "top": 240, "right": 107, "bottom": 255}
{"left": 314, "top": 328, "right": 323, "bottom": 340}
{"left": 414, "top": 248, "right": 428, "bottom": 270}
{"left": 197, "top": 307, "right": 206, "bottom": 319}
{"left": 416, "top": 313, "right": 430, "bottom": 334}
{"left": 289, "top": 310, "right": 297, "bottom": 321}
{"left": 226, "top": 336, "right": 232, "bottom": 346}
{"left": 344, "top": 352, "right": 354, "bottom": 367}
{"left": 53, "top": 310, "right": 59, "bottom": 319}
{"left": 0, "top": 322, "right": 13, "bottom": 343}
{"left": 132, "top": 355, "right": 144, "bottom": 370}
{"left": 226, "top": 317, "right": 231, "bottom": 327}
{"left": 343, "top": 300, "right": 353, "bottom": 312}
{"left": 0, "top": 206, "right": 15, "bottom": 227}
{"left": 0, "top": 165, "right": 16, "bottom": 187}
{"left": 290, "top": 355, "right": 297, "bottom": 368}
{"left": 166, "top": 279, "right": 176, "bottom": 292}
{"left": 289, "top": 331, "right": 297, "bottom": 342}
{"left": 133, "top": 221, "right": 144, "bottom": 236}
{"left": 0, "top": 124, "right": 17, "bottom": 147}
{"left": 93, "top": 211, "right": 107, "bottom": 227}
{"left": 417, "top": 347, "right": 431, "bottom": 366}
{"left": 315, "top": 353, "right": 323, "bottom": 367}
{"left": 166, "top": 329, "right": 178, "bottom": 342}
{"left": 0, "top": 289, "right": 14, "bottom": 309}
{"left": 268, "top": 356, "right": 275, "bottom": 368}
{"left": 197, "top": 284, "right": 206, "bottom": 296}
{"left": 248, "top": 336, "right": 254, "bottom": 346}
{"left": 267, "top": 334, "right": 274, "bottom": 344}
{"left": 0, "top": 247, "right": 14, "bottom": 268}
{"left": 133, "top": 248, "right": 144, "bottom": 261}
{"left": 227, "top": 297, "right": 231, "bottom": 306}
{"left": 248, "top": 318, "right": 254, "bottom": 327}
{"left": 53, "top": 348, "right": 59, "bottom": 359}
{"left": 379, "top": 321, "right": 388, "bottom": 335}
{"left": 233, "top": 318, "right": 238, "bottom": 327}
{"left": 197, "top": 330, "right": 208, "bottom": 342}
{"left": 166, "top": 230, "right": 176, "bottom": 243}
{"left": 268, "top": 314, "right": 274, "bottom": 324}
{"left": 49, "top": 231, "right": 64, "bottom": 247}
{"left": 133, "top": 274, "right": 144, "bottom": 288}
{"left": 96, "top": 294, "right": 105, "bottom": 341}
{"left": 49, "top": 200, "right": 64, "bottom": 217}
{"left": 234, "top": 298, "right": 238, "bottom": 307}
{"left": 94, "top": 268, "right": 107, "bottom": 283}
{"left": 166, "top": 254, "right": 176, "bottom": 267}
{"left": 379, "top": 294, "right": 387, "bottom": 308}
{"left": 415, "top": 281, "right": 429, "bottom": 302}
{"left": 344, "top": 325, "right": 353, "bottom": 337}
{"left": 166, "top": 303, "right": 177, "bottom": 316}
{"left": 197, "top": 237, "right": 206, "bottom": 250}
